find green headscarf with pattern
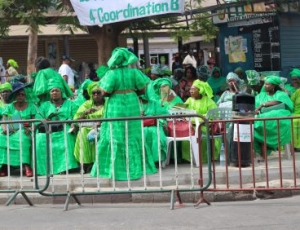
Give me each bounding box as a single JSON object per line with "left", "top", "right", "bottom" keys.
{"left": 265, "top": 76, "right": 282, "bottom": 86}
{"left": 290, "top": 68, "right": 300, "bottom": 78}
{"left": 192, "top": 79, "right": 213, "bottom": 98}
{"left": 107, "top": 47, "right": 138, "bottom": 68}
{"left": 245, "top": 70, "right": 261, "bottom": 85}
{"left": 47, "top": 78, "right": 66, "bottom": 98}
{"left": 87, "top": 82, "right": 101, "bottom": 97}
{"left": 0, "top": 82, "right": 12, "bottom": 92}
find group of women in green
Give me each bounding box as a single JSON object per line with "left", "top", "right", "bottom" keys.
{"left": 0, "top": 47, "right": 299, "bottom": 180}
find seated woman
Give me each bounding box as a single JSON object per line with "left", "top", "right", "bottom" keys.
{"left": 183, "top": 80, "right": 221, "bottom": 164}
{"left": 153, "top": 78, "right": 183, "bottom": 110}
{"left": 254, "top": 76, "right": 293, "bottom": 159}
{"left": 73, "top": 82, "right": 105, "bottom": 173}
{"left": 217, "top": 72, "right": 242, "bottom": 108}
{"left": 35, "top": 79, "right": 79, "bottom": 175}
{"left": 175, "top": 66, "right": 198, "bottom": 102}
{"left": 290, "top": 68, "right": 300, "bottom": 151}
{"left": 207, "top": 67, "right": 227, "bottom": 102}
{"left": 140, "top": 94, "right": 169, "bottom": 172}
{"left": 0, "top": 82, "right": 35, "bottom": 177}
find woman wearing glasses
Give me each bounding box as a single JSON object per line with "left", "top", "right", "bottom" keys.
{"left": 35, "top": 78, "right": 79, "bottom": 176}
{"left": 73, "top": 82, "right": 105, "bottom": 173}
{"left": 0, "top": 82, "right": 35, "bottom": 177}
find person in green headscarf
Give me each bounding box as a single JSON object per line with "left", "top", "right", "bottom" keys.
{"left": 139, "top": 93, "right": 169, "bottom": 173}
{"left": 207, "top": 67, "right": 227, "bottom": 102}
{"left": 254, "top": 75, "right": 293, "bottom": 159}
{"left": 246, "top": 70, "right": 265, "bottom": 96}
{"left": 153, "top": 78, "right": 183, "bottom": 110}
{"left": 6, "top": 59, "right": 19, "bottom": 81}
{"left": 90, "top": 47, "right": 149, "bottom": 181}
{"left": 33, "top": 57, "right": 73, "bottom": 105}
{"left": 0, "top": 82, "right": 36, "bottom": 177}
{"left": 73, "top": 82, "right": 105, "bottom": 172}
{"left": 73, "top": 79, "right": 93, "bottom": 107}
{"left": 183, "top": 79, "right": 221, "bottom": 164}
{"left": 290, "top": 68, "right": 300, "bottom": 151}
{"left": 0, "top": 82, "right": 12, "bottom": 112}
{"left": 35, "top": 78, "right": 79, "bottom": 176}
{"left": 217, "top": 72, "right": 242, "bottom": 108}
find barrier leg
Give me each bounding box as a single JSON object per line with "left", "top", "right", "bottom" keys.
{"left": 170, "top": 189, "right": 184, "bottom": 210}
{"left": 194, "top": 190, "right": 211, "bottom": 208}
{"left": 5, "top": 191, "right": 33, "bottom": 206}
{"left": 64, "top": 193, "right": 81, "bottom": 211}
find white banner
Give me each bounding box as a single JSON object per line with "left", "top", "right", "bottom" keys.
{"left": 70, "top": 0, "right": 185, "bottom": 26}
{"left": 233, "top": 124, "right": 252, "bottom": 143}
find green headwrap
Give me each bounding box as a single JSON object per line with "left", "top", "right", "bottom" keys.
{"left": 47, "top": 78, "right": 66, "bottom": 98}
{"left": 107, "top": 47, "right": 138, "bottom": 68}
{"left": 290, "top": 68, "right": 300, "bottom": 78}
{"left": 96, "top": 65, "right": 109, "bottom": 79}
{"left": 265, "top": 76, "right": 282, "bottom": 85}
{"left": 87, "top": 82, "right": 101, "bottom": 97}
{"left": 234, "top": 67, "right": 243, "bottom": 73}
{"left": 0, "top": 82, "right": 12, "bottom": 92}
{"left": 153, "top": 78, "right": 172, "bottom": 95}
{"left": 7, "top": 59, "right": 19, "bottom": 68}
{"left": 192, "top": 79, "right": 213, "bottom": 99}
{"left": 226, "top": 72, "right": 240, "bottom": 82}
{"left": 245, "top": 70, "right": 261, "bottom": 85}
{"left": 80, "top": 79, "right": 93, "bottom": 90}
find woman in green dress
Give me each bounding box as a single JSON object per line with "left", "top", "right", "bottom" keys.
{"left": 73, "top": 82, "right": 105, "bottom": 172}
{"left": 183, "top": 79, "right": 221, "bottom": 164}
{"left": 153, "top": 78, "right": 183, "bottom": 110}
{"left": 290, "top": 68, "right": 300, "bottom": 151}
{"left": 254, "top": 76, "right": 293, "bottom": 158}
{"left": 140, "top": 94, "right": 169, "bottom": 173}
{"left": 0, "top": 82, "right": 35, "bottom": 177}
{"left": 35, "top": 78, "right": 79, "bottom": 176}
{"left": 90, "top": 47, "right": 149, "bottom": 181}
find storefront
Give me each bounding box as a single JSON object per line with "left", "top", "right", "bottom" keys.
{"left": 212, "top": 0, "right": 300, "bottom": 78}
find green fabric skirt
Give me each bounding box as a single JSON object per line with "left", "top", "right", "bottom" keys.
{"left": 36, "top": 129, "right": 78, "bottom": 175}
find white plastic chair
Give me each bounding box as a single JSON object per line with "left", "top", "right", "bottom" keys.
{"left": 165, "top": 109, "right": 199, "bottom": 166}
{"left": 191, "top": 108, "right": 233, "bottom": 166}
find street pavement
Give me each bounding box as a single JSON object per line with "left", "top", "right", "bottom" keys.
{"left": 0, "top": 196, "right": 299, "bottom": 230}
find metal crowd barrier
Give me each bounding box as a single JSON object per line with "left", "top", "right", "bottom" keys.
{"left": 1, "top": 114, "right": 300, "bottom": 211}
{"left": 0, "top": 114, "right": 213, "bottom": 210}
{"left": 196, "top": 115, "right": 300, "bottom": 206}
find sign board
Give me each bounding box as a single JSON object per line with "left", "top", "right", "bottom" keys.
{"left": 70, "top": 0, "right": 185, "bottom": 26}
{"left": 213, "top": 2, "right": 276, "bottom": 24}
{"left": 233, "top": 124, "right": 251, "bottom": 143}
{"left": 252, "top": 20, "right": 281, "bottom": 71}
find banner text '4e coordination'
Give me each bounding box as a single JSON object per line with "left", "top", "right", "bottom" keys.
{"left": 70, "top": 0, "right": 185, "bottom": 26}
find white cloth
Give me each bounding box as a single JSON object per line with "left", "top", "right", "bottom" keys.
{"left": 58, "top": 63, "right": 75, "bottom": 87}
{"left": 182, "top": 55, "right": 197, "bottom": 68}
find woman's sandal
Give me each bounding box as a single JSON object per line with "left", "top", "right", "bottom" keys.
{"left": 25, "top": 168, "right": 33, "bottom": 177}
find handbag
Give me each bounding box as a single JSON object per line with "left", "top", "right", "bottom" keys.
{"left": 143, "top": 118, "right": 157, "bottom": 127}
{"left": 209, "top": 122, "right": 225, "bottom": 135}
{"left": 37, "top": 124, "right": 64, "bottom": 133}
{"left": 260, "top": 103, "right": 286, "bottom": 113}
{"left": 167, "top": 120, "right": 195, "bottom": 137}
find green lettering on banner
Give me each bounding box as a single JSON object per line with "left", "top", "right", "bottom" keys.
{"left": 97, "top": 8, "right": 103, "bottom": 23}
{"left": 139, "top": 6, "right": 146, "bottom": 16}
{"left": 89, "top": 9, "right": 96, "bottom": 23}
{"left": 88, "top": 0, "right": 181, "bottom": 24}
{"left": 171, "top": 0, "right": 179, "bottom": 10}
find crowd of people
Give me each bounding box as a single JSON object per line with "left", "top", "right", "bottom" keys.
{"left": 0, "top": 47, "right": 299, "bottom": 180}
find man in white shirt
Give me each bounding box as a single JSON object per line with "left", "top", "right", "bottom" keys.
{"left": 58, "top": 55, "right": 75, "bottom": 90}
{"left": 182, "top": 49, "right": 197, "bottom": 69}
